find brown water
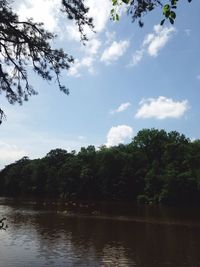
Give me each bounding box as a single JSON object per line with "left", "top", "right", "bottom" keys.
{"left": 1, "top": 198, "right": 200, "bottom": 267}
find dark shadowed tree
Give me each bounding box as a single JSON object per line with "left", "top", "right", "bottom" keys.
{"left": 1, "top": 129, "right": 200, "bottom": 205}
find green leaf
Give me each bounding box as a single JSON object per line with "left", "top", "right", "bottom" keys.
{"left": 163, "top": 5, "right": 171, "bottom": 18}
{"left": 170, "top": 11, "right": 176, "bottom": 19}
{"left": 139, "top": 20, "right": 144, "bottom": 27}
{"left": 112, "top": 0, "right": 118, "bottom": 6}
{"left": 160, "top": 19, "right": 165, "bottom": 26}
{"left": 116, "top": 13, "right": 120, "bottom": 21}
{"left": 163, "top": 4, "right": 170, "bottom": 14}
{"left": 171, "top": 0, "right": 177, "bottom": 5}
{"left": 111, "top": 8, "right": 115, "bottom": 14}
{"left": 169, "top": 18, "right": 174, "bottom": 24}
{"left": 165, "top": 10, "right": 170, "bottom": 18}
{"left": 122, "top": 0, "right": 130, "bottom": 4}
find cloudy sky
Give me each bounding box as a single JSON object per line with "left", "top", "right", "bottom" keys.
{"left": 0, "top": 0, "right": 200, "bottom": 168}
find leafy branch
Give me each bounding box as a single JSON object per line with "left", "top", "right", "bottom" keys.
{"left": 0, "top": 0, "right": 93, "bottom": 123}
{"left": 111, "top": 0, "right": 192, "bottom": 27}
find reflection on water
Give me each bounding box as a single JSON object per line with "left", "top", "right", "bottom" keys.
{"left": 1, "top": 198, "right": 200, "bottom": 267}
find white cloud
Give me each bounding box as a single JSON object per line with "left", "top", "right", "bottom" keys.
{"left": 78, "top": 135, "right": 86, "bottom": 140}
{"left": 110, "top": 102, "right": 131, "bottom": 114}
{"left": 0, "top": 131, "right": 92, "bottom": 169}
{"left": 105, "top": 31, "right": 116, "bottom": 44}
{"left": 185, "top": 29, "right": 191, "bottom": 36}
{"left": 65, "top": 26, "right": 100, "bottom": 75}
{"left": 83, "top": 39, "right": 102, "bottom": 55}
{"left": 65, "top": 23, "right": 87, "bottom": 43}
{"left": 130, "top": 24, "right": 175, "bottom": 65}
{"left": 131, "top": 49, "right": 144, "bottom": 66}
{"left": 65, "top": 24, "right": 81, "bottom": 42}
{"left": 66, "top": 0, "right": 111, "bottom": 41}
{"left": 85, "top": 0, "right": 111, "bottom": 33}
{"left": 16, "top": 0, "right": 111, "bottom": 45}
{"left": 146, "top": 25, "right": 175, "bottom": 57}
{"left": 68, "top": 57, "right": 94, "bottom": 77}
{"left": 17, "top": 0, "right": 61, "bottom": 31}
{"left": 64, "top": 0, "right": 112, "bottom": 75}
{"left": 135, "top": 96, "right": 189, "bottom": 120}
{"left": 101, "top": 40, "right": 129, "bottom": 64}
{"left": 0, "top": 141, "right": 26, "bottom": 168}
{"left": 65, "top": 26, "right": 101, "bottom": 76}
{"left": 106, "top": 125, "right": 133, "bottom": 147}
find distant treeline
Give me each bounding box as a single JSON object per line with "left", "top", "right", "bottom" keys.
{"left": 1, "top": 128, "right": 200, "bottom": 205}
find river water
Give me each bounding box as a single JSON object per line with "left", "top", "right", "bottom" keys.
{"left": 0, "top": 198, "right": 200, "bottom": 267}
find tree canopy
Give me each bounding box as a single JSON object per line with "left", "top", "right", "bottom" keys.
{"left": 1, "top": 128, "right": 200, "bottom": 206}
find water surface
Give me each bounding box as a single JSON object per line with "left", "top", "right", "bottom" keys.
{"left": 1, "top": 198, "right": 200, "bottom": 267}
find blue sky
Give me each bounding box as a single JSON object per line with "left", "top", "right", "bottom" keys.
{"left": 0, "top": 0, "right": 200, "bottom": 168}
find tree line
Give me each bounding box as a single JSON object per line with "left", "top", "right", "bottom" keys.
{"left": 1, "top": 128, "right": 200, "bottom": 205}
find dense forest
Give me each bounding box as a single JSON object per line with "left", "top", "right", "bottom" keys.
{"left": 1, "top": 128, "right": 200, "bottom": 205}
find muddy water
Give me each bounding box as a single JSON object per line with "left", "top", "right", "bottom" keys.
{"left": 0, "top": 198, "right": 200, "bottom": 267}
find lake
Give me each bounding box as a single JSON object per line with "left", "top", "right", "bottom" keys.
{"left": 0, "top": 198, "right": 200, "bottom": 267}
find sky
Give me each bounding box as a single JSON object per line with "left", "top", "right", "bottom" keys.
{"left": 0, "top": 0, "right": 200, "bottom": 168}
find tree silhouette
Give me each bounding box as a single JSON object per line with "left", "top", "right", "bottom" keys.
{"left": 0, "top": 129, "right": 200, "bottom": 205}
{"left": 0, "top": 0, "right": 93, "bottom": 123}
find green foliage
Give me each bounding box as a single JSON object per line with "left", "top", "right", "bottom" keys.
{"left": 111, "top": 0, "right": 192, "bottom": 27}
{"left": 1, "top": 129, "right": 200, "bottom": 205}
{"left": 137, "top": 194, "right": 149, "bottom": 204}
